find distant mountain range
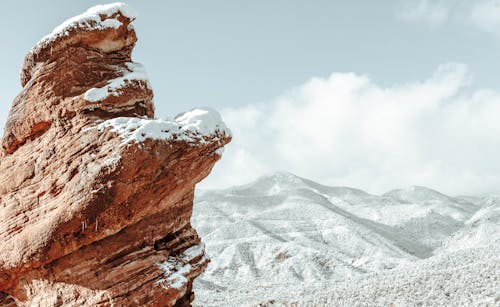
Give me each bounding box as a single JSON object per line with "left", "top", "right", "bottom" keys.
{"left": 192, "top": 172, "right": 500, "bottom": 306}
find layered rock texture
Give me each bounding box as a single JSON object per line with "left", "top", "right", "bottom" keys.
{"left": 0, "top": 3, "right": 230, "bottom": 306}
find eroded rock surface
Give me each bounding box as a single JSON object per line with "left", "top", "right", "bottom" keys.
{"left": 0, "top": 3, "right": 230, "bottom": 306}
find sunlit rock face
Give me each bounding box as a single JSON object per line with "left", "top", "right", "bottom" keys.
{"left": 0, "top": 3, "right": 230, "bottom": 306}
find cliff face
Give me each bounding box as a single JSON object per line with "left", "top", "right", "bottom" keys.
{"left": 0, "top": 3, "right": 230, "bottom": 306}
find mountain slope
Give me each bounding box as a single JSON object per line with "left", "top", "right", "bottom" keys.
{"left": 191, "top": 172, "right": 496, "bottom": 305}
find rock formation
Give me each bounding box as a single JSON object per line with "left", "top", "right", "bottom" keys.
{"left": 0, "top": 3, "right": 230, "bottom": 306}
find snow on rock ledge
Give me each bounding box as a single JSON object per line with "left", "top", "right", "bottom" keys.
{"left": 22, "top": 2, "right": 139, "bottom": 87}
{"left": 97, "top": 107, "right": 232, "bottom": 146}
{"left": 35, "top": 2, "right": 137, "bottom": 53}
{"left": 84, "top": 62, "right": 150, "bottom": 102}
{"left": 158, "top": 244, "right": 208, "bottom": 290}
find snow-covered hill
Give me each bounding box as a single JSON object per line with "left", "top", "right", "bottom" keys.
{"left": 192, "top": 172, "right": 499, "bottom": 306}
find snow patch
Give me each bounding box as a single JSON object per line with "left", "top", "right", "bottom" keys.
{"left": 214, "top": 147, "right": 225, "bottom": 156}
{"left": 96, "top": 107, "right": 231, "bottom": 146}
{"left": 175, "top": 108, "right": 231, "bottom": 137}
{"left": 84, "top": 62, "right": 150, "bottom": 102}
{"left": 158, "top": 258, "right": 192, "bottom": 290}
{"left": 183, "top": 243, "right": 205, "bottom": 262}
{"left": 34, "top": 3, "right": 137, "bottom": 53}
{"left": 157, "top": 244, "right": 205, "bottom": 290}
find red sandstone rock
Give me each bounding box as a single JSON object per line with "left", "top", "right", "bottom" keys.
{"left": 0, "top": 3, "right": 230, "bottom": 306}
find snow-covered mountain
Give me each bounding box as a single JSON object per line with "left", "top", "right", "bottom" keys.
{"left": 438, "top": 196, "right": 500, "bottom": 254}
{"left": 192, "top": 172, "right": 499, "bottom": 306}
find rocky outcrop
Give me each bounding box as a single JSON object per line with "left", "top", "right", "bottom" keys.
{"left": 0, "top": 3, "right": 230, "bottom": 306}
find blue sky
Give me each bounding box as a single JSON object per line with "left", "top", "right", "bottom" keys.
{"left": 1, "top": 1, "right": 500, "bottom": 194}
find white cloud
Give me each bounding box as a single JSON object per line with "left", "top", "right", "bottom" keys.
{"left": 394, "top": 0, "right": 454, "bottom": 28}
{"left": 470, "top": 0, "right": 500, "bottom": 37}
{"left": 201, "top": 63, "right": 500, "bottom": 195}
{"left": 394, "top": 0, "right": 500, "bottom": 38}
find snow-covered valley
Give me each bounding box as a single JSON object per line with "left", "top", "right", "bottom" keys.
{"left": 192, "top": 172, "right": 500, "bottom": 306}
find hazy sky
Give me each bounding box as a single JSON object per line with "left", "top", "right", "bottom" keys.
{"left": 1, "top": 1, "right": 500, "bottom": 195}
